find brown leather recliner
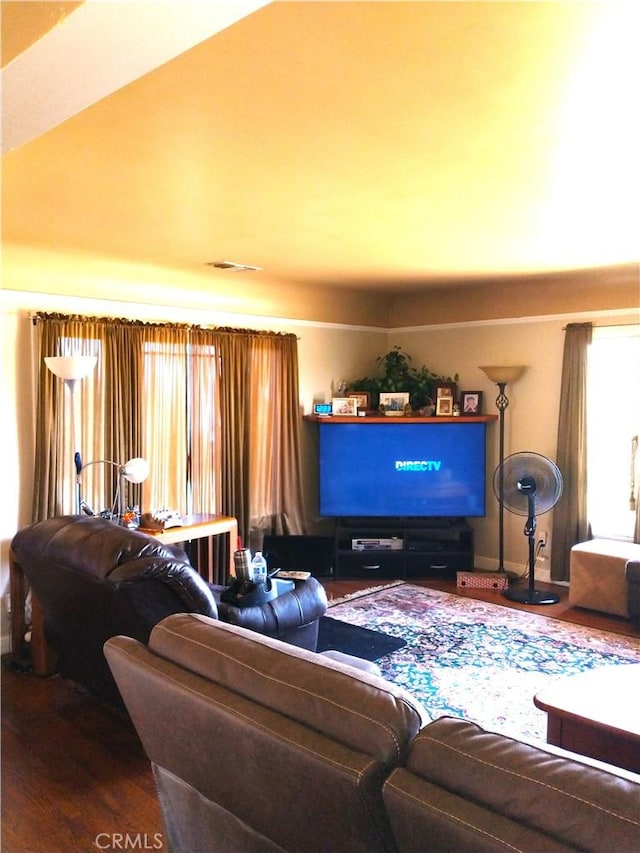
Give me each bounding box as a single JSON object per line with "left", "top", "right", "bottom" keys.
{"left": 10, "top": 515, "right": 327, "bottom": 705}
{"left": 105, "top": 613, "right": 428, "bottom": 853}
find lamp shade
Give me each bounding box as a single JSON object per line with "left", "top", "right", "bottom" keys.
{"left": 478, "top": 365, "right": 527, "bottom": 385}
{"left": 44, "top": 355, "right": 97, "bottom": 381}
{"left": 121, "top": 457, "right": 149, "bottom": 484}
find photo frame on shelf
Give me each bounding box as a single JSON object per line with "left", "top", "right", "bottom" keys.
{"left": 436, "top": 395, "right": 454, "bottom": 416}
{"left": 346, "top": 391, "right": 370, "bottom": 412}
{"left": 461, "top": 391, "right": 483, "bottom": 415}
{"left": 436, "top": 382, "right": 458, "bottom": 400}
{"left": 379, "top": 391, "right": 409, "bottom": 414}
{"left": 332, "top": 396, "right": 358, "bottom": 416}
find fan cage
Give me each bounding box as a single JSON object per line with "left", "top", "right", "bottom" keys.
{"left": 494, "top": 451, "right": 563, "bottom": 517}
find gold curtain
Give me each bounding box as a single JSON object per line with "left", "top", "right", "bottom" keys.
{"left": 189, "top": 328, "right": 222, "bottom": 516}
{"left": 213, "top": 328, "right": 305, "bottom": 550}
{"left": 551, "top": 322, "right": 593, "bottom": 581}
{"left": 215, "top": 332, "right": 249, "bottom": 542}
{"left": 32, "top": 314, "right": 304, "bottom": 546}
{"left": 245, "top": 332, "right": 305, "bottom": 546}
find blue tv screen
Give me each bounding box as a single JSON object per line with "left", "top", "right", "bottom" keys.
{"left": 318, "top": 422, "right": 487, "bottom": 518}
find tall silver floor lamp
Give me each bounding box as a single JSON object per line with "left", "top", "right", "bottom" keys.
{"left": 45, "top": 355, "right": 97, "bottom": 514}
{"left": 479, "top": 365, "right": 527, "bottom": 576}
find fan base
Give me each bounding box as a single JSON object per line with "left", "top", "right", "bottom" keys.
{"left": 503, "top": 587, "right": 560, "bottom": 606}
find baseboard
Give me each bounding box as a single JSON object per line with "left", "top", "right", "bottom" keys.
{"left": 534, "top": 562, "right": 551, "bottom": 583}
{"left": 475, "top": 555, "right": 568, "bottom": 587}
{"left": 474, "top": 555, "right": 525, "bottom": 575}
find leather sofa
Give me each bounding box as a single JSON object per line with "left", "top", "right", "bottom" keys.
{"left": 105, "top": 613, "right": 640, "bottom": 853}
{"left": 10, "top": 515, "right": 327, "bottom": 705}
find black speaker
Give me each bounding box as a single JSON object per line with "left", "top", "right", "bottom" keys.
{"left": 262, "top": 535, "right": 335, "bottom": 578}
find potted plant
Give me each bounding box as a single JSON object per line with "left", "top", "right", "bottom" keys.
{"left": 345, "top": 347, "right": 458, "bottom": 413}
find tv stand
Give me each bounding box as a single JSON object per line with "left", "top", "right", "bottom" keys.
{"left": 334, "top": 517, "right": 473, "bottom": 580}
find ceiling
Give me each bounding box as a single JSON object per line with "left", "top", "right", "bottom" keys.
{"left": 2, "top": 1, "right": 639, "bottom": 298}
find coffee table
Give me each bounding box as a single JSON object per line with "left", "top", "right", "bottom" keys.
{"left": 534, "top": 664, "right": 640, "bottom": 773}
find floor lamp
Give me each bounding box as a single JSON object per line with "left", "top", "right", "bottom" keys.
{"left": 478, "top": 365, "right": 527, "bottom": 577}
{"left": 44, "top": 355, "right": 97, "bottom": 514}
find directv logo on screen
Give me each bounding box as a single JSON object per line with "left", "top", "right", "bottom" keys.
{"left": 395, "top": 460, "right": 442, "bottom": 472}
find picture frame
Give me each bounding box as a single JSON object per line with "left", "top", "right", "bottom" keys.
{"left": 346, "top": 391, "right": 370, "bottom": 412}
{"left": 435, "top": 382, "right": 458, "bottom": 400}
{"left": 379, "top": 391, "right": 410, "bottom": 414}
{"left": 332, "top": 396, "right": 358, "bottom": 416}
{"left": 461, "top": 390, "right": 483, "bottom": 415}
{"left": 436, "top": 395, "right": 454, "bottom": 416}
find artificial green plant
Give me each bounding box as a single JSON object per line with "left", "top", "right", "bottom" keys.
{"left": 345, "top": 346, "right": 458, "bottom": 411}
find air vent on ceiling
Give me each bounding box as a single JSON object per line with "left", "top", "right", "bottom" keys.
{"left": 207, "top": 261, "right": 262, "bottom": 272}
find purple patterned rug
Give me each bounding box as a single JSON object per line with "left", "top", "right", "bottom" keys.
{"left": 327, "top": 582, "right": 640, "bottom": 743}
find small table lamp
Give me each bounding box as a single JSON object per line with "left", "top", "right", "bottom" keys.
{"left": 78, "top": 457, "right": 149, "bottom": 521}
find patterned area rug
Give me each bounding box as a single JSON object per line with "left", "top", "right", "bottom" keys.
{"left": 327, "top": 582, "right": 640, "bottom": 743}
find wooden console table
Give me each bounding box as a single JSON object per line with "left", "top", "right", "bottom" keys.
{"left": 534, "top": 664, "right": 640, "bottom": 774}
{"left": 10, "top": 513, "right": 238, "bottom": 677}
{"left": 140, "top": 513, "right": 238, "bottom": 585}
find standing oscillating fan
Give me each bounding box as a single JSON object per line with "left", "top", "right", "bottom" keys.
{"left": 494, "top": 451, "right": 563, "bottom": 605}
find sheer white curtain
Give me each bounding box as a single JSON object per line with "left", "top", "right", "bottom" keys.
{"left": 188, "top": 334, "right": 221, "bottom": 515}
{"left": 141, "top": 332, "right": 189, "bottom": 513}
{"left": 587, "top": 326, "right": 640, "bottom": 543}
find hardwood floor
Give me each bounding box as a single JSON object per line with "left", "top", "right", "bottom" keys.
{"left": 2, "top": 578, "right": 638, "bottom": 853}
{"left": 1, "top": 666, "right": 165, "bottom": 853}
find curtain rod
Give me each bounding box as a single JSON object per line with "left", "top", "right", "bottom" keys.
{"left": 562, "top": 320, "right": 639, "bottom": 331}
{"left": 30, "top": 312, "right": 299, "bottom": 340}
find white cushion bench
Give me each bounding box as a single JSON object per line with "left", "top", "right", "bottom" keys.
{"left": 569, "top": 539, "right": 640, "bottom": 618}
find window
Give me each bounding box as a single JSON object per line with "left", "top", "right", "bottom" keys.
{"left": 35, "top": 315, "right": 303, "bottom": 542}
{"left": 587, "top": 326, "right": 640, "bottom": 539}
{"left": 141, "top": 338, "right": 221, "bottom": 515}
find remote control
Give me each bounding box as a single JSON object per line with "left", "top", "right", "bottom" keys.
{"left": 276, "top": 570, "right": 311, "bottom": 580}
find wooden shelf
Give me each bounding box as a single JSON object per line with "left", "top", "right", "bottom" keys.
{"left": 303, "top": 414, "right": 498, "bottom": 424}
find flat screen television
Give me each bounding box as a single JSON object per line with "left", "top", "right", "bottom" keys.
{"left": 318, "top": 421, "right": 487, "bottom": 518}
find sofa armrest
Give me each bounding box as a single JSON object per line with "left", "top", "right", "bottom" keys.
{"left": 214, "top": 576, "right": 328, "bottom": 635}
{"left": 111, "top": 556, "right": 218, "bottom": 618}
